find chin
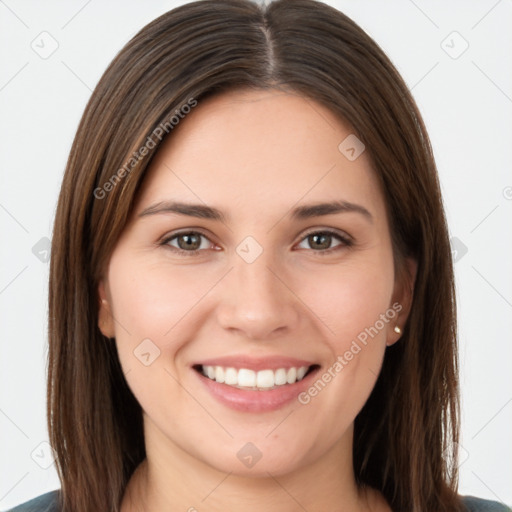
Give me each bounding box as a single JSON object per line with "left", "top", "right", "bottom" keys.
{"left": 193, "top": 436, "right": 315, "bottom": 479}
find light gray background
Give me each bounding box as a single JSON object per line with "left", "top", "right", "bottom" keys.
{"left": 1, "top": 0, "right": 511, "bottom": 509}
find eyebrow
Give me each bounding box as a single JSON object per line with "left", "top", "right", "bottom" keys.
{"left": 138, "top": 200, "right": 373, "bottom": 223}
{"left": 291, "top": 200, "right": 373, "bottom": 222}
{"left": 138, "top": 201, "right": 226, "bottom": 221}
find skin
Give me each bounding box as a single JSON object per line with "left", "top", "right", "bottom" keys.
{"left": 98, "top": 89, "right": 416, "bottom": 512}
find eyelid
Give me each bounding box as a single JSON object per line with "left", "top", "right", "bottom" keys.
{"left": 294, "top": 227, "right": 353, "bottom": 254}
{"left": 298, "top": 226, "right": 353, "bottom": 244}
{"left": 159, "top": 229, "right": 218, "bottom": 255}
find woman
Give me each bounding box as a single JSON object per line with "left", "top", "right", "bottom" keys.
{"left": 6, "top": 0, "right": 510, "bottom": 511}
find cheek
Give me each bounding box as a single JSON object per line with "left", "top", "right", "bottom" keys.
{"left": 108, "top": 256, "right": 219, "bottom": 344}
{"left": 104, "top": 255, "right": 204, "bottom": 399}
{"left": 292, "top": 254, "right": 394, "bottom": 423}
{"left": 107, "top": 257, "right": 212, "bottom": 420}
{"left": 296, "top": 254, "right": 395, "bottom": 346}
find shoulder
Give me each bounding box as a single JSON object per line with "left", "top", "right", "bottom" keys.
{"left": 460, "top": 495, "right": 511, "bottom": 512}
{"left": 3, "top": 490, "right": 60, "bottom": 512}
{"left": 4, "top": 491, "right": 510, "bottom": 512}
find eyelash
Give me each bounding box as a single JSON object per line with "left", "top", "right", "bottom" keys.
{"left": 159, "top": 229, "right": 353, "bottom": 257}
{"left": 297, "top": 229, "right": 353, "bottom": 255}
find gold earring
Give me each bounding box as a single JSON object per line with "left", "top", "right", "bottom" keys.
{"left": 394, "top": 325, "right": 401, "bottom": 334}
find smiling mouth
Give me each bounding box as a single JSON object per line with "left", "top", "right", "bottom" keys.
{"left": 193, "top": 364, "right": 320, "bottom": 391}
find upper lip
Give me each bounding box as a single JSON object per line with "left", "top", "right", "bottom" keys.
{"left": 193, "top": 355, "right": 318, "bottom": 371}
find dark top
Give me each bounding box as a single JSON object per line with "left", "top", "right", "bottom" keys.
{"left": 3, "top": 489, "right": 511, "bottom": 511}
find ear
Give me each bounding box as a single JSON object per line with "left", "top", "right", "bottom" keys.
{"left": 386, "top": 257, "right": 417, "bottom": 347}
{"left": 98, "top": 279, "right": 115, "bottom": 339}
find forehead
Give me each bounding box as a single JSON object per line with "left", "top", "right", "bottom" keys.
{"left": 136, "top": 89, "right": 386, "bottom": 224}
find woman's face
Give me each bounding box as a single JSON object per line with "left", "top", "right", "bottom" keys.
{"left": 99, "top": 89, "right": 415, "bottom": 477}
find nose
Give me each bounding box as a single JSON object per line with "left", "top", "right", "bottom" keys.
{"left": 216, "top": 254, "right": 301, "bottom": 341}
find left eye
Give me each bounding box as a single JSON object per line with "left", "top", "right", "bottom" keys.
{"left": 296, "top": 230, "right": 350, "bottom": 252}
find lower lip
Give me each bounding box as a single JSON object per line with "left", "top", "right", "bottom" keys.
{"left": 193, "top": 367, "right": 320, "bottom": 413}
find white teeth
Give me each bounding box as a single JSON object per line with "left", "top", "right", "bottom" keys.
{"left": 256, "top": 369, "right": 274, "bottom": 388}
{"left": 286, "top": 367, "right": 297, "bottom": 384}
{"left": 224, "top": 367, "right": 238, "bottom": 385}
{"left": 238, "top": 369, "right": 256, "bottom": 387}
{"left": 200, "top": 365, "right": 311, "bottom": 390}
{"left": 297, "top": 366, "right": 308, "bottom": 380}
{"left": 215, "top": 366, "right": 225, "bottom": 383}
{"left": 274, "top": 368, "right": 287, "bottom": 385}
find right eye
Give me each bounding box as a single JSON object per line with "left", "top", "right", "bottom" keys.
{"left": 161, "top": 231, "right": 216, "bottom": 256}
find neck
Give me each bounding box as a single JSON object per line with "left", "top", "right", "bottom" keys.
{"left": 121, "top": 419, "right": 389, "bottom": 512}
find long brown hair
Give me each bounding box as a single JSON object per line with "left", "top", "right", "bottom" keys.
{"left": 48, "top": 0, "right": 460, "bottom": 510}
